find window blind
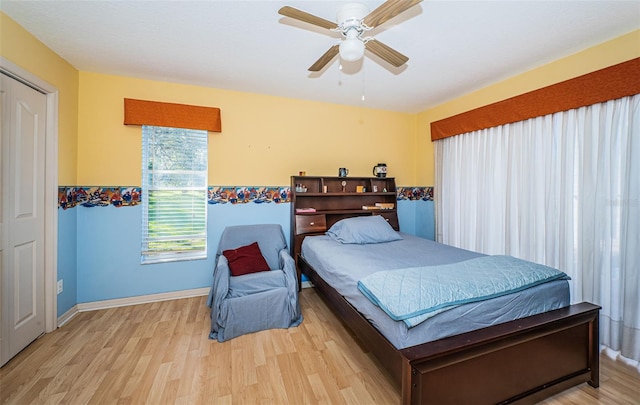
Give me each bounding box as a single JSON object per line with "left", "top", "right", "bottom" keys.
{"left": 141, "top": 125, "right": 208, "bottom": 264}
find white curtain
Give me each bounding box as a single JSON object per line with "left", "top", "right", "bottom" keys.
{"left": 435, "top": 94, "right": 640, "bottom": 364}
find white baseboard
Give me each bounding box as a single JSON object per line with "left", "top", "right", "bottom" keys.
{"left": 57, "top": 287, "right": 210, "bottom": 327}
{"left": 58, "top": 284, "right": 314, "bottom": 328}
{"left": 57, "top": 305, "right": 79, "bottom": 327}
{"left": 75, "top": 287, "right": 211, "bottom": 313}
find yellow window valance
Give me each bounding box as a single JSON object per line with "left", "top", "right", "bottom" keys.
{"left": 124, "top": 98, "right": 221, "bottom": 132}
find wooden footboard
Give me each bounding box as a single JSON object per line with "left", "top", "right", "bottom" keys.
{"left": 299, "top": 256, "right": 600, "bottom": 405}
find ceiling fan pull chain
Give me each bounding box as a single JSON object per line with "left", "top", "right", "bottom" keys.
{"left": 362, "top": 66, "right": 366, "bottom": 102}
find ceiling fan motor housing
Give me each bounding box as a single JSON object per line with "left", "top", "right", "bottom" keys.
{"left": 336, "top": 3, "right": 369, "bottom": 30}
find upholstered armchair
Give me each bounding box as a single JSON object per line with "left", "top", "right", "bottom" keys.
{"left": 207, "top": 224, "right": 302, "bottom": 342}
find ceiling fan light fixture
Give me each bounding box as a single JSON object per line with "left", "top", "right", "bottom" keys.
{"left": 339, "top": 38, "right": 365, "bottom": 62}
{"left": 279, "top": 0, "right": 423, "bottom": 72}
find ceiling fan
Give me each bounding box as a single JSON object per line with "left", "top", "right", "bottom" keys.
{"left": 278, "top": 0, "right": 423, "bottom": 72}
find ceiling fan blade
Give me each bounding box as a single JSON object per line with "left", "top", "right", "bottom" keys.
{"left": 363, "top": 0, "right": 422, "bottom": 28}
{"left": 365, "top": 39, "right": 409, "bottom": 67}
{"left": 278, "top": 6, "right": 338, "bottom": 30}
{"left": 308, "top": 45, "right": 340, "bottom": 72}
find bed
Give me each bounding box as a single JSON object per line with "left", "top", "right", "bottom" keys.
{"left": 298, "top": 215, "right": 600, "bottom": 405}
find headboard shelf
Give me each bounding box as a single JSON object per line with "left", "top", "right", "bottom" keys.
{"left": 295, "top": 192, "right": 396, "bottom": 197}
{"left": 290, "top": 175, "right": 398, "bottom": 287}
{"left": 295, "top": 208, "right": 396, "bottom": 215}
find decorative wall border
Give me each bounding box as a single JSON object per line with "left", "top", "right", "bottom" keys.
{"left": 58, "top": 187, "right": 141, "bottom": 210}
{"left": 59, "top": 185, "right": 434, "bottom": 209}
{"left": 58, "top": 186, "right": 291, "bottom": 209}
{"left": 397, "top": 186, "right": 434, "bottom": 201}
{"left": 208, "top": 186, "right": 290, "bottom": 204}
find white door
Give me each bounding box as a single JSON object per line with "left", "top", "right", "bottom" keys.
{"left": 0, "top": 72, "right": 47, "bottom": 367}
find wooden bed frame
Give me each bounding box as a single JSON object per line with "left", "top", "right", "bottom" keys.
{"left": 299, "top": 256, "right": 600, "bottom": 404}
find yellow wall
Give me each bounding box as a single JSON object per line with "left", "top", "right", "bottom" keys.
{"left": 77, "top": 71, "right": 417, "bottom": 186}
{"left": 0, "top": 12, "right": 79, "bottom": 185}
{"left": 416, "top": 29, "right": 640, "bottom": 185}
{"left": 3, "top": 9, "right": 638, "bottom": 189}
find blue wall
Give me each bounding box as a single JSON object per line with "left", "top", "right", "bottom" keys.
{"left": 57, "top": 198, "right": 434, "bottom": 316}
{"left": 57, "top": 208, "right": 78, "bottom": 315}
{"left": 398, "top": 200, "right": 435, "bottom": 240}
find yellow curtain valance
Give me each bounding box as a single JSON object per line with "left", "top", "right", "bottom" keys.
{"left": 124, "top": 98, "right": 221, "bottom": 132}
{"left": 431, "top": 57, "right": 640, "bottom": 141}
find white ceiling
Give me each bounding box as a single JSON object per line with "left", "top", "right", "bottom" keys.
{"left": 3, "top": 0, "right": 639, "bottom": 113}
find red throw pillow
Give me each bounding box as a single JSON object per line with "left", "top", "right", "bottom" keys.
{"left": 222, "top": 242, "right": 270, "bottom": 276}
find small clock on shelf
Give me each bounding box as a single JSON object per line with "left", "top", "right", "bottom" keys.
{"left": 341, "top": 180, "right": 346, "bottom": 192}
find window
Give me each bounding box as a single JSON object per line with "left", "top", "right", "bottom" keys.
{"left": 141, "top": 125, "right": 208, "bottom": 264}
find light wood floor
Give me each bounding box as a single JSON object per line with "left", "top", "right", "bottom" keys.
{"left": 2, "top": 288, "right": 639, "bottom": 404}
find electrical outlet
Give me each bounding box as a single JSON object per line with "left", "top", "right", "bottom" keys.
{"left": 57, "top": 279, "right": 63, "bottom": 294}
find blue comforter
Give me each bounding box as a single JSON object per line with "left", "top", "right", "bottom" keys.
{"left": 357, "top": 255, "right": 569, "bottom": 328}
